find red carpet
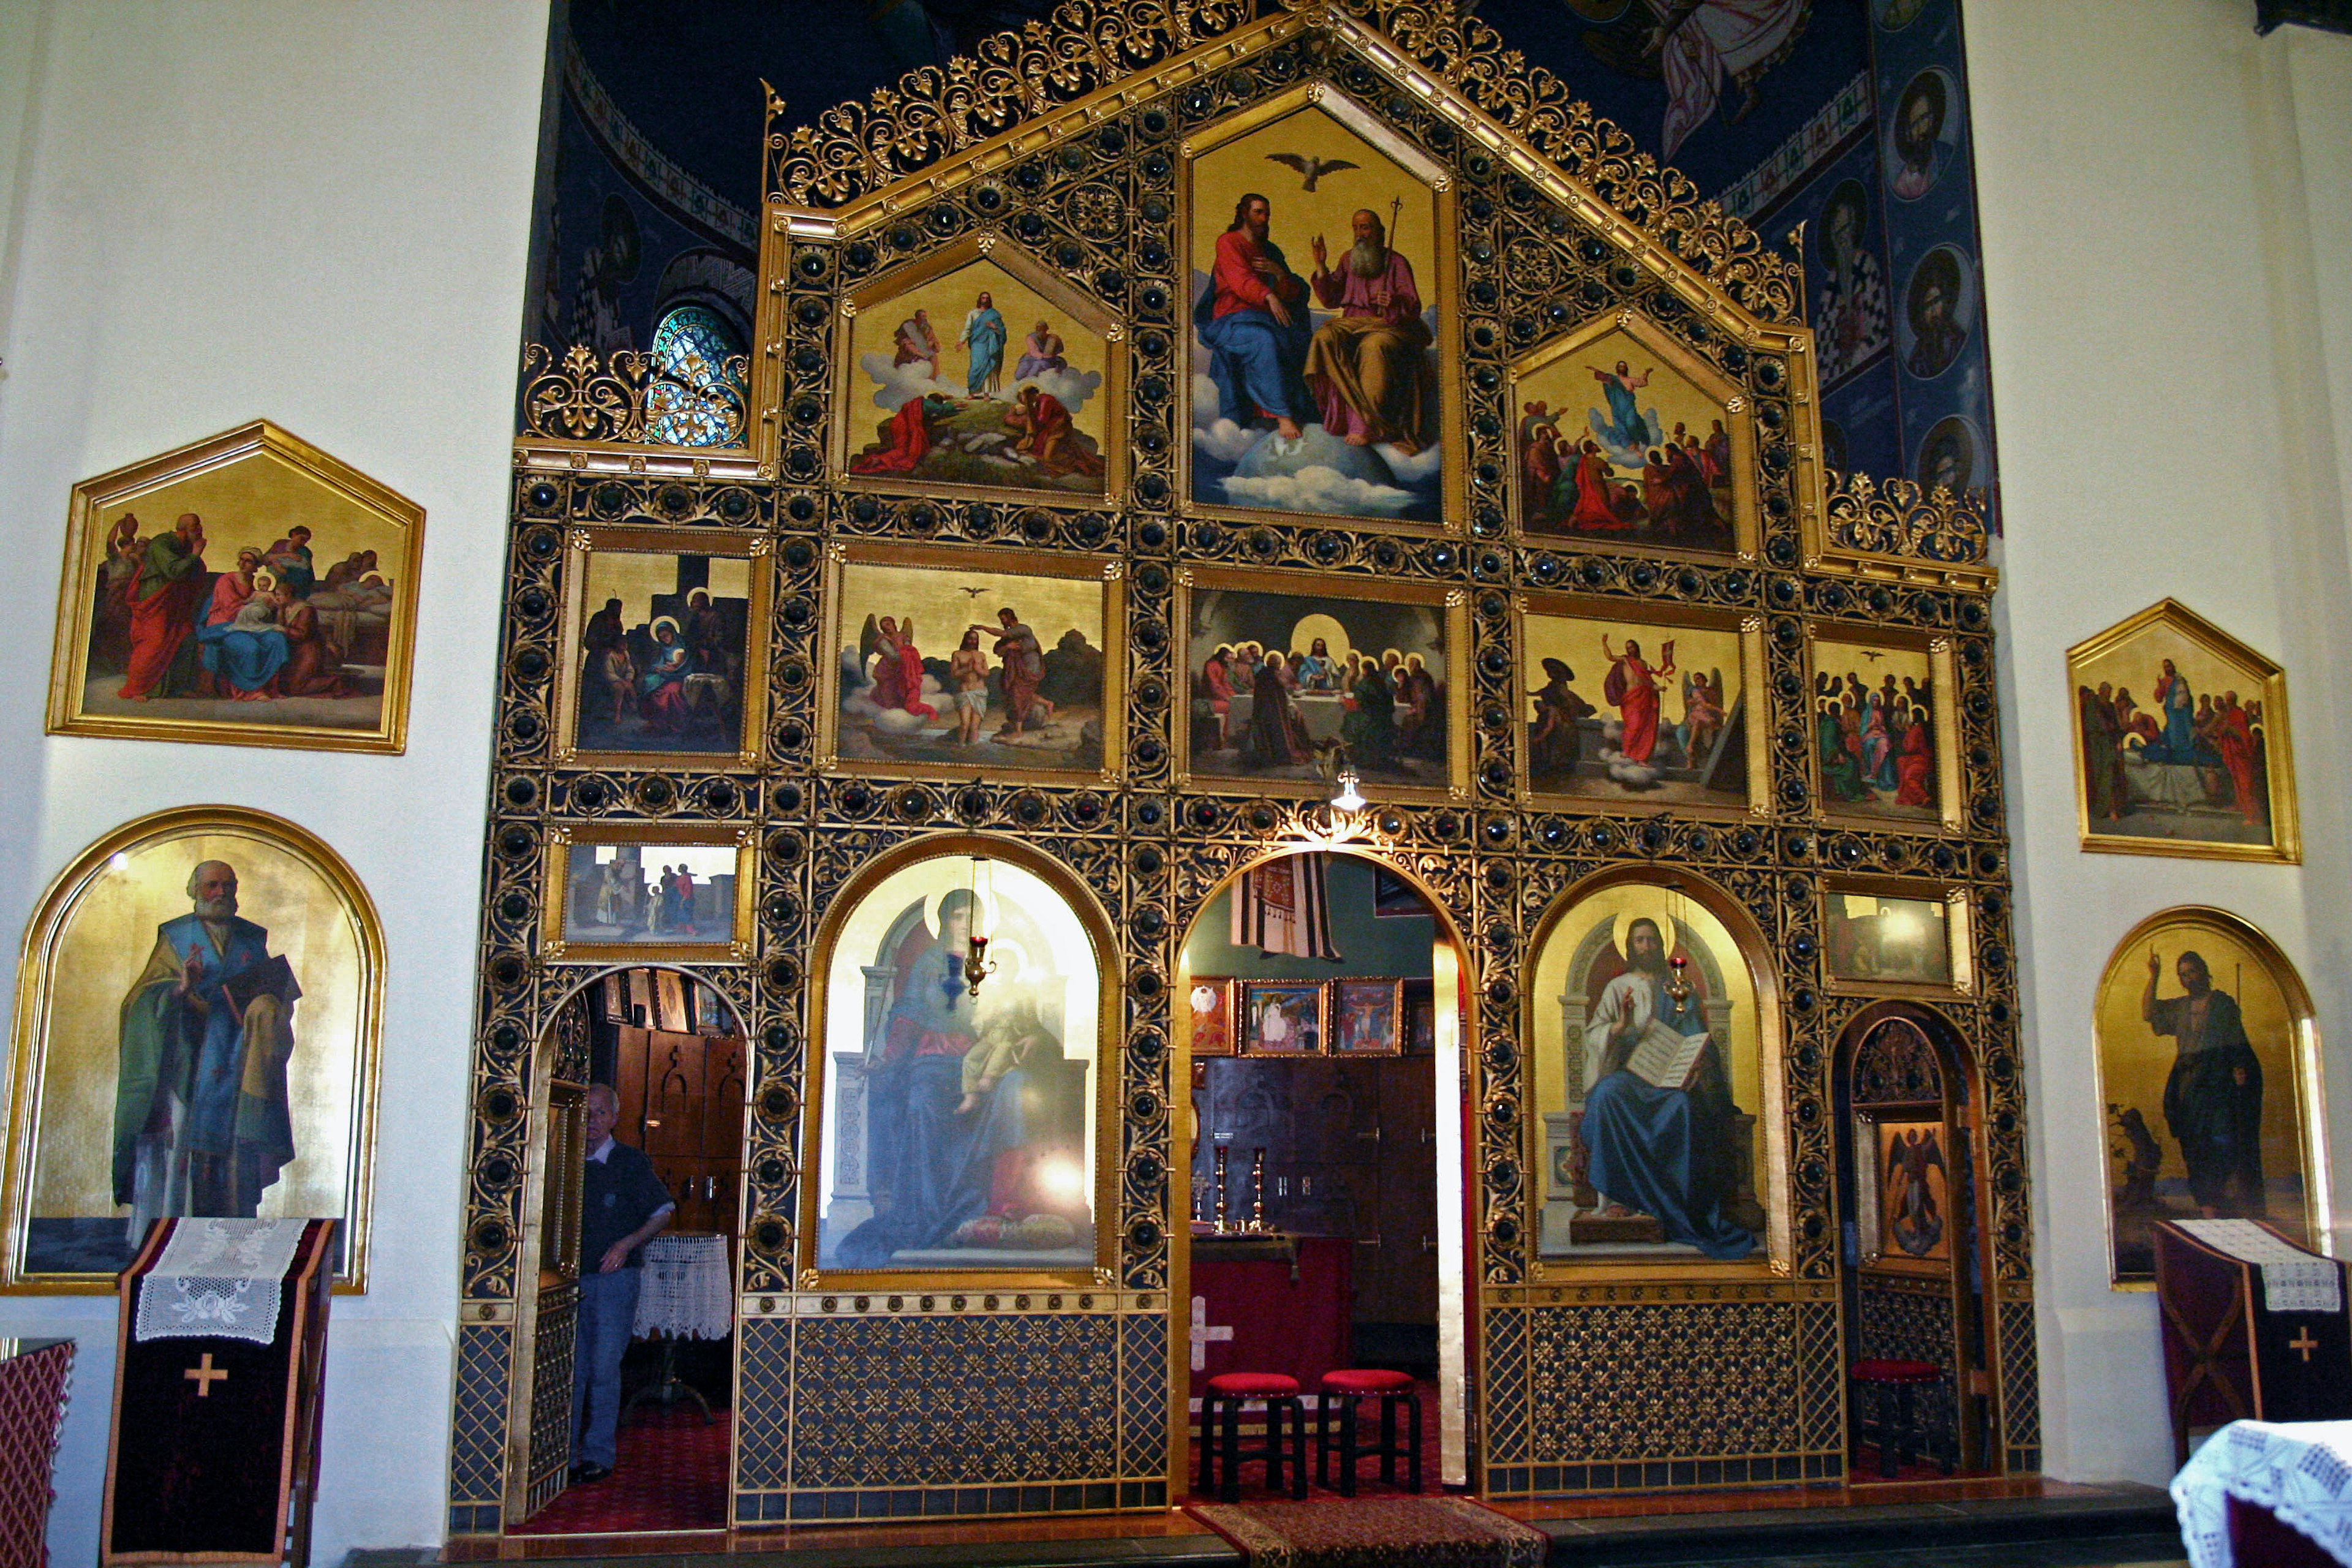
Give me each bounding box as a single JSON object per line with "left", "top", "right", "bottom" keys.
{"left": 515, "top": 1408, "right": 729, "bottom": 1534}
{"left": 1187, "top": 1496, "right": 1546, "bottom": 1566}
{"left": 1188, "top": 1379, "right": 1444, "bottom": 1500}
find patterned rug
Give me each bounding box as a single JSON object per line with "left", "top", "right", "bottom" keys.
{"left": 1185, "top": 1496, "right": 1547, "bottom": 1567}
{"left": 513, "top": 1407, "right": 729, "bottom": 1534}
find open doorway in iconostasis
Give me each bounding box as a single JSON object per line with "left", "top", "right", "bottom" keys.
{"left": 1834, "top": 1005, "right": 1996, "bottom": 1480}
{"left": 510, "top": 967, "right": 747, "bottom": 1536}
{"left": 1175, "top": 848, "right": 1471, "bottom": 1491}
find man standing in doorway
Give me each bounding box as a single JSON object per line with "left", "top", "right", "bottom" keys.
{"left": 572, "top": 1083, "right": 674, "bottom": 1485}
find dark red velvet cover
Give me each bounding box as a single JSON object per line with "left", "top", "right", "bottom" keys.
{"left": 2230, "top": 1494, "right": 2340, "bottom": 1567}
{"left": 102, "top": 1219, "right": 334, "bottom": 1566}
{"left": 1191, "top": 1235, "right": 1353, "bottom": 1404}
{"left": 2155, "top": 1220, "right": 2352, "bottom": 1464}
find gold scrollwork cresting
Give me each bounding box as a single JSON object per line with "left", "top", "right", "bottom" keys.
{"left": 1822, "top": 470, "right": 1990, "bottom": 569}
{"left": 518, "top": 342, "right": 753, "bottom": 450}
{"left": 767, "top": 0, "right": 1259, "bottom": 208}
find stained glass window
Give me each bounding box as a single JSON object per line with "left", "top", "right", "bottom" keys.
{"left": 645, "top": 304, "right": 747, "bottom": 447}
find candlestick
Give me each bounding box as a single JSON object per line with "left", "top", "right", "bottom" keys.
{"left": 1247, "top": 1147, "right": 1268, "bottom": 1234}
{"left": 1212, "top": 1145, "right": 1231, "bottom": 1235}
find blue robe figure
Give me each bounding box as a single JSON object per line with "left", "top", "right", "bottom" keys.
{"left": 1578, "top": 919, "right": 1755, "bottom": 1260}
{"left": 960, "top": 298, "right": 1007, "bottom": 398}
{"left": 196, "top": 592, "right": 292, "bottom": 696}
{"left": 1587, "top": 362, "right": 1655, "bottom": 456}
{"left": 113, "top": 871, "right": 300, "bottom": 1224}
{"left": 1193, "top": 219, "right": 1314, "bottom": 432}
{"left": 835, "top": 891, "right": 1028, "bottom": 1268}
{"left": 2145, "top": 666, "right": 2215, "bottom": 766}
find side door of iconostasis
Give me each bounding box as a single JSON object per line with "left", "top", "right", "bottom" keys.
{"left": 1841, "top": 1009, "right": 1989, "bottom": 1473}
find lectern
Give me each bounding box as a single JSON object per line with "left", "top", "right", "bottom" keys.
{"left": 2154, "top": 1217, "right": 2352, "bottom": 1465}
{"left": 101, "top": 1219, "right": 335, "bottom": 1568}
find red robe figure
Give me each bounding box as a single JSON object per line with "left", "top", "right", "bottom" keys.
{"left": 2215, "top": 695, "right": 2261, "bottom": 824}
{"left": 119, "top": 513, "right": 211, "bottom": 699}
{"left": 1602, "top": 635, "right": 1675, "bottom": 764}
{"left": 1894, "top": 713, "right": 1935, "bottom": 806}
{"left": 1568, "top": 442, "right": 1626, "bottom": 531}
{"left": 851, "top": 394, "right": 953, "bottom": 475}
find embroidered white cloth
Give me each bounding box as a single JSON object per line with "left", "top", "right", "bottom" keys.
{"left": 2178, "top": 1219, "right": 2343, "bottom": 1315}
{"left": 632, "top": 1233, "right": 731, "bottom": 1340}
{"left": 2174, "top": 1419, "right": 2352, "bottom": 1567}
{"left": 132, "top": 1218, "right": 309, "bottom": 1346}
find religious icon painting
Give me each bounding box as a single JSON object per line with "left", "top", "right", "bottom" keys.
{"left": 1515, "top": 596, "right": 1767, "bottom": 818}
{"left": 1883, "top": 67, "right": 1964, "bottom": 205}
{"left": 817, "top": 542, "right": 1123, "bottom": 785}
{"left": 2067, "top": 600, "right": 2297, "bottom": 863}
{"left": 1240, "top": 981, "right": 1325, "bottom": 1057}
{"left": 1183, "top": 85, "right": 1463, "bottom": 530}
{"left": 1897, "top": 244, "right": 1977, "bottom": 383}
{"left": 1175, "top": 565, "right": 1468, "bottom": 804}
{"left": 1821, "top": 879, "right": 1973, "bottom": 1000}
{"left": 1, "top": 807, "right": 383, "bottom": 1291}
{"left": 1525, "top": 875, "right": 1784, "bottom": 1276}
{"left": 1811, "top": 626, "right": 1962, "bottom": 832}
{"left": 1331, "top": 978, "right": 1403, "bottom": 1057}
{"left": 832, "top": 235, "right": 1125, "bottom": 504}
{"left": 543, "top": 824, "right": 755, "bottom": 964}
{"left": 2092, "top": 908, "right": 2324, "bottom": 1286}
{"left": 45, "top": 421, "right": 424, "bottom": 755}
{"left": 552, "top": 525, "right": 772, "bottom": 769}
{"left": 1510, "top": 311, "right": 1756, "bottom": 560}
{"left": 801, "top": 840, "right": 1116, "bottom": 1283}
{"left": 1186, "top": 976, "right": 1238, "bottom": 1058}
{"left": 1866, "top": 1118, "right": 1954, "bottom": 1272}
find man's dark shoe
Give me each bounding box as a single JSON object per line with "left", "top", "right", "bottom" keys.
{"left": 570, "top": 1462, "right": 612, "bottom": 1484}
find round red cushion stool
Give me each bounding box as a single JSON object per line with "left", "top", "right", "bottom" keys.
{"left": 1849, "top": 1359, "right": 1951, "bottom": 1479}
{"left": 1315, "top": 1368, "right": 1422, "bottom": 1495}
{"left": 1200, "top": 1372, "right": 1307, "bottom": 1502}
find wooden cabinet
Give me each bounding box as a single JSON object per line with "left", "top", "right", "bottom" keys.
{"left": 1191, "top": 1054, "right": 1439, "bottom": 1332}
{"left": 613, "top": 1026, "right": 747, "bottom": 1238}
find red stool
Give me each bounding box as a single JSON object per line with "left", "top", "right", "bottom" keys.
{"left": 1849, "top": 1357, "right": 1950, "bottom": 1479}
{"left": 1315, "top": 1368, "right": 1422, "bottom": 1494}
{"left": 1200, "top": 1373, "right": 1307, "bottom": 1502}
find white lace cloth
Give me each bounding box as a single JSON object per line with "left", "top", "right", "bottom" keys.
{"left": 132, "top": 1218, "right": 309, "bottom": 1345}
{"left": 2179, "top": 1219, "right": 2344, "bottom": 1314}
{"left": 2174, "top": 1419, "right": 2352, "bottom": 1567}
{"left": 631, "top": 1232, "right": 731, "bottom": 1340}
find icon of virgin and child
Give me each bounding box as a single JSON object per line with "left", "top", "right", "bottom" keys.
{"left": 830, "top": 889, "right": 1093, "bottom": 1269}
{"left": 1575, "top": 916, "right": 1757, "bottom": 1260}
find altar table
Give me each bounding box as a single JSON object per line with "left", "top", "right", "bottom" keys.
{"left": 2173, "top": 1419, "right": 2352, "bottom": 1567}
{"left": 1188, "top": 1232, "right": 1352, "bottom": 1411}
{"left": 0, "top": 1338, "right": 74, "bottom": 1568}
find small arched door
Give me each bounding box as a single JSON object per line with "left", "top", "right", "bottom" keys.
{"left": 1834, "top": 1005, "right": 1994, "bottom": 1477}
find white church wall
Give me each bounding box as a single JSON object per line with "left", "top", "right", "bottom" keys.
{"left": 0, "top": 2, "right": 548, "bottom": 1559}
{"left": 1968, "top": 0, "right": 2352, "bottom": 1483}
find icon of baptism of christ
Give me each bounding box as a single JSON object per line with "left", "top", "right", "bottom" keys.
{"left": 1188, "top": 98, "right": 1452, "bottom": 524}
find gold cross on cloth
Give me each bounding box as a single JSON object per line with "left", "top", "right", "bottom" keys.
{"left": 184, "top": 1353, "right": 228, "bottom": 1396}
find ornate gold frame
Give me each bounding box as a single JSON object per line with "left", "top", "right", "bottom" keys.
{"left": 1181, "top": 976, "right": 1238, "bottom": 1057}
{"left": 540, "top": 823, "right": 758, "bottom": 965}
{"left": 2092, "top": 906, "right": 2330, "bottom": 1290}
{"left": 1518, "top": 865, "right": 1793, "bottom": 1286}
{"left": 2066, "top": 598, "right": 2299, "bottom": 865}
{"left": 1819, "top": 874, "right": 1975, "bottom": 1002}
{"left": 1809, "top": 620, "right": 1964, "bottom": 835}
{"left": 830, "top": 233, "right": 1129, "bottom": 508}
{"left": 1238, "top": 978, "right": 1330, "bottom": 1056}
{"left": 551, "top": 524, "right": 775, "bottom": 770}
{"left": 1176, "top": 81, "right": 1468, "bottom": 537}
{"left": 1509, "top": 310, "right": 1760, "bottom": 563}
{"left": 1512, "top": 592, "right": 1769, "bottom": 820}
{"left": 814, "top": 540, "right": 1128, "bottom": 786}
{"left": 1329, "top": 977, "right": 1406, "bottom": 1055}
{"left": 1172, "top": 562, "right": 1471, "bottom": 804}
{"left": 46, "top": 420, "right": 424, "bottom": 755}
{"left": 794, "top": 831, "right": 1123, "bottom": 1291}
{"left": 2, "top": 805, "right": 386, "bottom": 1293}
